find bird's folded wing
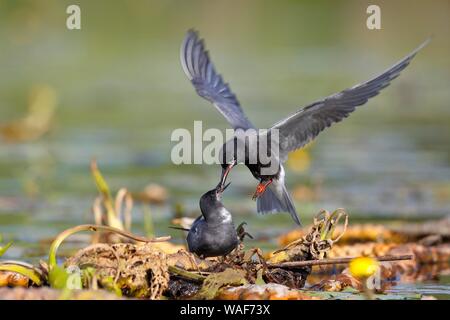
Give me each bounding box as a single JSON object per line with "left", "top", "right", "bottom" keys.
{"left": 270, "top": 39, "right": 429, "bottom": 160}
{"left": 181, "top": 30, "right": 254, "bottom": 130}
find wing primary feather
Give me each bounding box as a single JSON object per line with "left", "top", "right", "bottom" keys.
{"left": 180, "top": 30, "right": 254, "bottom": 130}
{"left": 271, "top": 38, "right": 430, "bottom": 158}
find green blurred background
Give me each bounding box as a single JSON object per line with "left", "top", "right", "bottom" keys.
{"left": 0, "top": 0, "right": 449, "bottom": 260}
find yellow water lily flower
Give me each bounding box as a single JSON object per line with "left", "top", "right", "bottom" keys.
{"left": 349, "top": 257, "right": 379, "bottom": 279}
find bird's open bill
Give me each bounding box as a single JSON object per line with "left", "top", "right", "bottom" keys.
{"left": 217, "top": 181, "right": 231, "bottom": 194}
{"left": 219, "top": 160, "right": 236, "bottom": 189}
{"left": 252, "top": 179, "right": 273, "bottom": 200}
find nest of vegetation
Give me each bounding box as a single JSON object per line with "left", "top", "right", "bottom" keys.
{"left": 66, "top": 243, "right": 170, "bottom": 299}
{"left": 56, "top": 209, "right": 348, "bottom": 299}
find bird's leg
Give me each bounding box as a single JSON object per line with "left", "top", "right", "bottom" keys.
{"left": 183, "top": 250, "right": 202, "bottom": 273}
{"left": 236, "top": 222, "right": 254, "bottom": 242}
{"left": 252, "top": 179, "right": 273, "bottom": 200}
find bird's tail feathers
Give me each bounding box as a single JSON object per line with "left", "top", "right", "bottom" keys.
{"left": 256, "top": 183, "right": 301, "bottom": 226}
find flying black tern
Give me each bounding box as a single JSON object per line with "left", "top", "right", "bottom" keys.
{"left": 181, "top": 29, "right": 429, "bottom": 226}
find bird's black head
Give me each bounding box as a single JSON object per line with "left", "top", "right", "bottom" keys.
{"left": 199, "top": 182, "right": 231, "bottom": 221}
{"left": 200, "top": 182, "right": 230, "bottom": 205}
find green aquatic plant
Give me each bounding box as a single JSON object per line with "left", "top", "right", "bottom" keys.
{"left": 0, "top": 84, "right": 57, "bottom": 143}
{"left": 143, "top": 205, "right": 154, "bottom": 238}
{"left": 318, "top": 208, "right": 348, "bottom": 242}
{"left": 91, "top": 160, "right": 127, "bottom": 231}
{"left": 0, "top": 240, "right": 12, "bottom": 258}
{"left": 194, "top": 268, "right": 248, "bottom": 300}
{"left": 0, "top": 236, "right": 44, "bottom": 286}
{"left": 0, "top": 260, "right": 43, "bottom": 286}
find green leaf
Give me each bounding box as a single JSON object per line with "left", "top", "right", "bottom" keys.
{"left": 0, "top": 241, "right": 12, "bottom": 257}
{"left": 48, "top": 265, "right": 70, "bottom": 289}
{"left": 100, "top": 276, "right": 123, "bottom": 297}
{"left": 255, "top": 269, "right": 266, "bottom": 285}
{"left": 0, "top": 263, "right": 42, "bottom": 285}
{"left": 90, "top": 160, "right": 124, "bottom": 230}
{"left": 143, "top": 205, "right": 154, "bottom": 238}
{"left": 91, "top": 160, "right": 112, "bottom": 200}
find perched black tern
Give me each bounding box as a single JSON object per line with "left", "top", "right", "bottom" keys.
{"left": 186, "top": 183, "right": 239, "bottom": 258}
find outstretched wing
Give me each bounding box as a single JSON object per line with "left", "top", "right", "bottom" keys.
{"left": 181, "top": 30, "right": 254, "bottom": 130}
{"left": 270, "top": 39, "right": 429, "bottom": 159}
